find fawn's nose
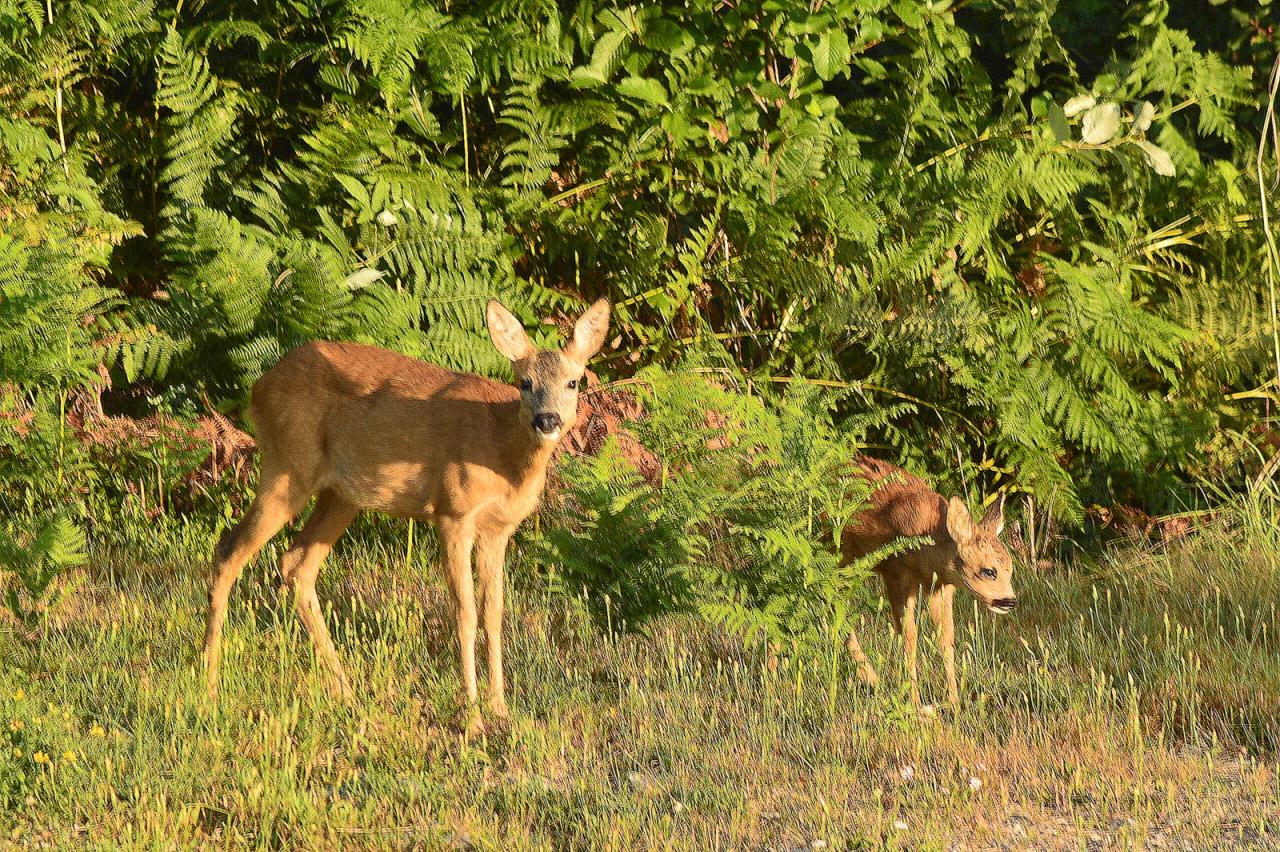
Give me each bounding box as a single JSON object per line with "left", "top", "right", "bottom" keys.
{"left": 992, "top": 597, "right": 1018, "bottom": 613}
{"left": 532, "top": 412, "right": 562, "bottom": 434}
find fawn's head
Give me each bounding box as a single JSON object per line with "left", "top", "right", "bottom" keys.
{"left": 486, "top": 298, "right": 611, "bottom": 444}
{"left": 945, "top": 496, "right": 1016, "bottom": 614}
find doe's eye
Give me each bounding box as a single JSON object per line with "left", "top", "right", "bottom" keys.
{"left": 519, "top": 377, "right": 533, "bottom": 391}
{"left": 978, "top": 568, "right": 997, "bottom": 581}
{"left": 567, "top": 379, "right": 578, "bottom": 390}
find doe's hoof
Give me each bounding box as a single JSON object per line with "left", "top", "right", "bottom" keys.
{"left": 463, "top": 710, "right": 486, "bottom": 740}
{"left": 329, "top": 676, "right": 356, "bottom": 703}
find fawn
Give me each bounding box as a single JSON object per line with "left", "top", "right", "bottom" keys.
{"left": 202, "top": 298, "right": 610, "bottom": 735}
{"left": 840, "top": 457, "right": 1015, "bottom": 707}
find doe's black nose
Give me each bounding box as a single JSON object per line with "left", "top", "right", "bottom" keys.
{"left": 532, "top": 412, "right": 562, "bottom": 434}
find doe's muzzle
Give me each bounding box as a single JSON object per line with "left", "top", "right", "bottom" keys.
{"left": 532, "top": 412, "right": 562, "bottom": 435}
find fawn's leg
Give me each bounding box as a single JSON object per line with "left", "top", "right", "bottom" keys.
{"left": 284, "top": 491, "right": 358, "bottom": 699}
{"left": 928, "top": 585, "right": 959, "bottom": 707}
{"left": 439, "top": 516, "right": 481, "bottom": 735}
{"left": 892, "top": 588, "right": 921, "bottom": 707}
{"left": 475, "top": 525, "right": 514, "bottom": 720}
{"left": 204, "top": 472, "right": 306, "bottom": 698}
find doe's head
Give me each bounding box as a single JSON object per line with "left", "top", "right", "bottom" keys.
{"left": 486, "top": 298, "right": 611, "bottom": 443}
{"left": 944, "top": 495, "right": 1017, "bottom": 614}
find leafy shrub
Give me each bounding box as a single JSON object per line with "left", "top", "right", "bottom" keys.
{"left": 538, "top": 440, "right": 701, "bottom": 636}
{"left": 536, "top": 369, "right": 917, "bottom": 652}
{"left": 0, "top": 516, "right": 86, "bottom": 631}
{"left": 0, "top": 0, "right": 1274, "bottom": 541}
{"left": 0, "top": 117, "right": 131, "bottom": 626}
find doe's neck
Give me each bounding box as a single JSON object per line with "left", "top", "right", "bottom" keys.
{"left": 499, "top": 404, "right": 560, "bottom": 482}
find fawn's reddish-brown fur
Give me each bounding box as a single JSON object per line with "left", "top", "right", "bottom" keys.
{"left": 202, "top": 299, "right": 610, "bottom": 735}
{"left": 840, "top": 457, "right": 1016, "bottom": 707}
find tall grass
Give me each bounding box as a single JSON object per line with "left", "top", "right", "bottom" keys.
{"left": 1, "top": 502, "right": 1278, "bottom": 848}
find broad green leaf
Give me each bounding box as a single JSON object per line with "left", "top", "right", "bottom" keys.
{"left": 617, "top": 76, "right": 669, "bottom": 106}
{"left": 854, "top": 57, "right": 888, "bottom": 80}
{"left": 586, "top": 28, "right": 630, "bottom": 82}
{"left": 856, "top": 17, "right": 884, "bottom": 46}
{"left": 811, "top": 30, "right": 850, "bottom": 81}
{"left": 685, "top": 74, "right": 719, "bottom": 95}
{"left": 333, "top": 174, "right": 370, "bottom": 210}
{"left": 891, "top": 0, "right": 924, "bottom": 27}
{"left": 643, "top": 19, "right": 692, "bottom": 53}
{"left": 1047, "top": 103, "right": 1071, "bottom": 143}
{"left": 569, "top": 67, "right": 606, "bottom": 88}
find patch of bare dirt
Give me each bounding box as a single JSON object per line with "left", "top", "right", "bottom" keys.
{"left": 557, "top": 373, "right": 660, "bottom": 484}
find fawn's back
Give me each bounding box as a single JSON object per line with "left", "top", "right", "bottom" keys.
{"left": 839, "top": 456, "right": 1016, "bottom": 612}
{"left": 840, "top": 457, "right": 948, "bottom": 565}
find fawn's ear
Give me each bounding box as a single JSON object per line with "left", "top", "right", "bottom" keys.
{"left": 980, "top": 493, "right": 1006, "bottom": 536}
{"left": 946, "top": 496, "right": 976, "bottom": 546}
{"left": 564, "top": 298, "right": 611, "bottom": 365}
{"left": 486, "top": 300, "right": 535, "bottom": 362}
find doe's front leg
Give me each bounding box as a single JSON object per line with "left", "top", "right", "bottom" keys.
{"left": 845, "top": 626, "right": 880, "bottom": 687}
{"left": 439, "top": 517, "right": 482, "bottom": 737}
{"left": 475, "top": 526, "right": 513, "bottom": 722}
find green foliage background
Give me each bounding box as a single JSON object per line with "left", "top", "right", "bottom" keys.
{"left": 1, "top": 0, "right": 1276, "bottom": 530}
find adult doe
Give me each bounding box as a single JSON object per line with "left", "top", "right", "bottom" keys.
{"left": 202, "top": 299, "right": 610, "bottom": 735}
{"left": 840, "top": 457, "right": 1016, "bottom": 708}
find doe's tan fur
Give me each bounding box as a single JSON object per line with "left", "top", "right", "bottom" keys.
{"left": 840, "top": 457, "right": 1016, "bottom": 707}
{"left": 202, "top": 299, "right": 610, "bottom": 735}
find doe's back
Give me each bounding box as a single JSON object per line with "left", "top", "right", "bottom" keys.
{"left": 246, "top": 340, "right": 520, "bottom": 509}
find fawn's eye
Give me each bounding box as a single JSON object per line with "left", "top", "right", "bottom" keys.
{"left": 519, "top": 377, "right": 533, "bottom": 391}
{"left": 567, "top": 379, "right": 578, "bottom": 390}
{"left": 979, "top": 568, "right": 997, "bottom": 580}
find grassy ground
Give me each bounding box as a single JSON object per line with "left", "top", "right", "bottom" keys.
{"left": 1, "top": 513, "right": 1279, "bottom": 850}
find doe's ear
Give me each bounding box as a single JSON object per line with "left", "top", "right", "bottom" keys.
{"left": 563, "top": 298, "right": 610, "bottom": 365}
{"left": 945, "top": 496, "right": 976, "bottom": 546}
{"left": 980, "top": 493, "right": 1006, "bottom": 536}
{"left": 486, "top": 300, "right": 534, "bottom": 362}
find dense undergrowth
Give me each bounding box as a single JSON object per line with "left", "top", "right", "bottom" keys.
{"left": 3, "top": 0, "right": 1278, "bottom": 639}
{"left": 2, "top": 0, "right": 1277, "bottom": 525}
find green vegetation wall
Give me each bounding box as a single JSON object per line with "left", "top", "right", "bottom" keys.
{"left": 1, "top": 0, "right": 1276, "bottom": 522}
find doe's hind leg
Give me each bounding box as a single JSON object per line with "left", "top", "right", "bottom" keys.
{"left": 283, "top": 491, "right": 359, "bottom": 700}
{"left": 845, "top": 626, "right": 880, "bottom": 687}
{"left": 204, "top": 473, "right": 307, "bottom": 698}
